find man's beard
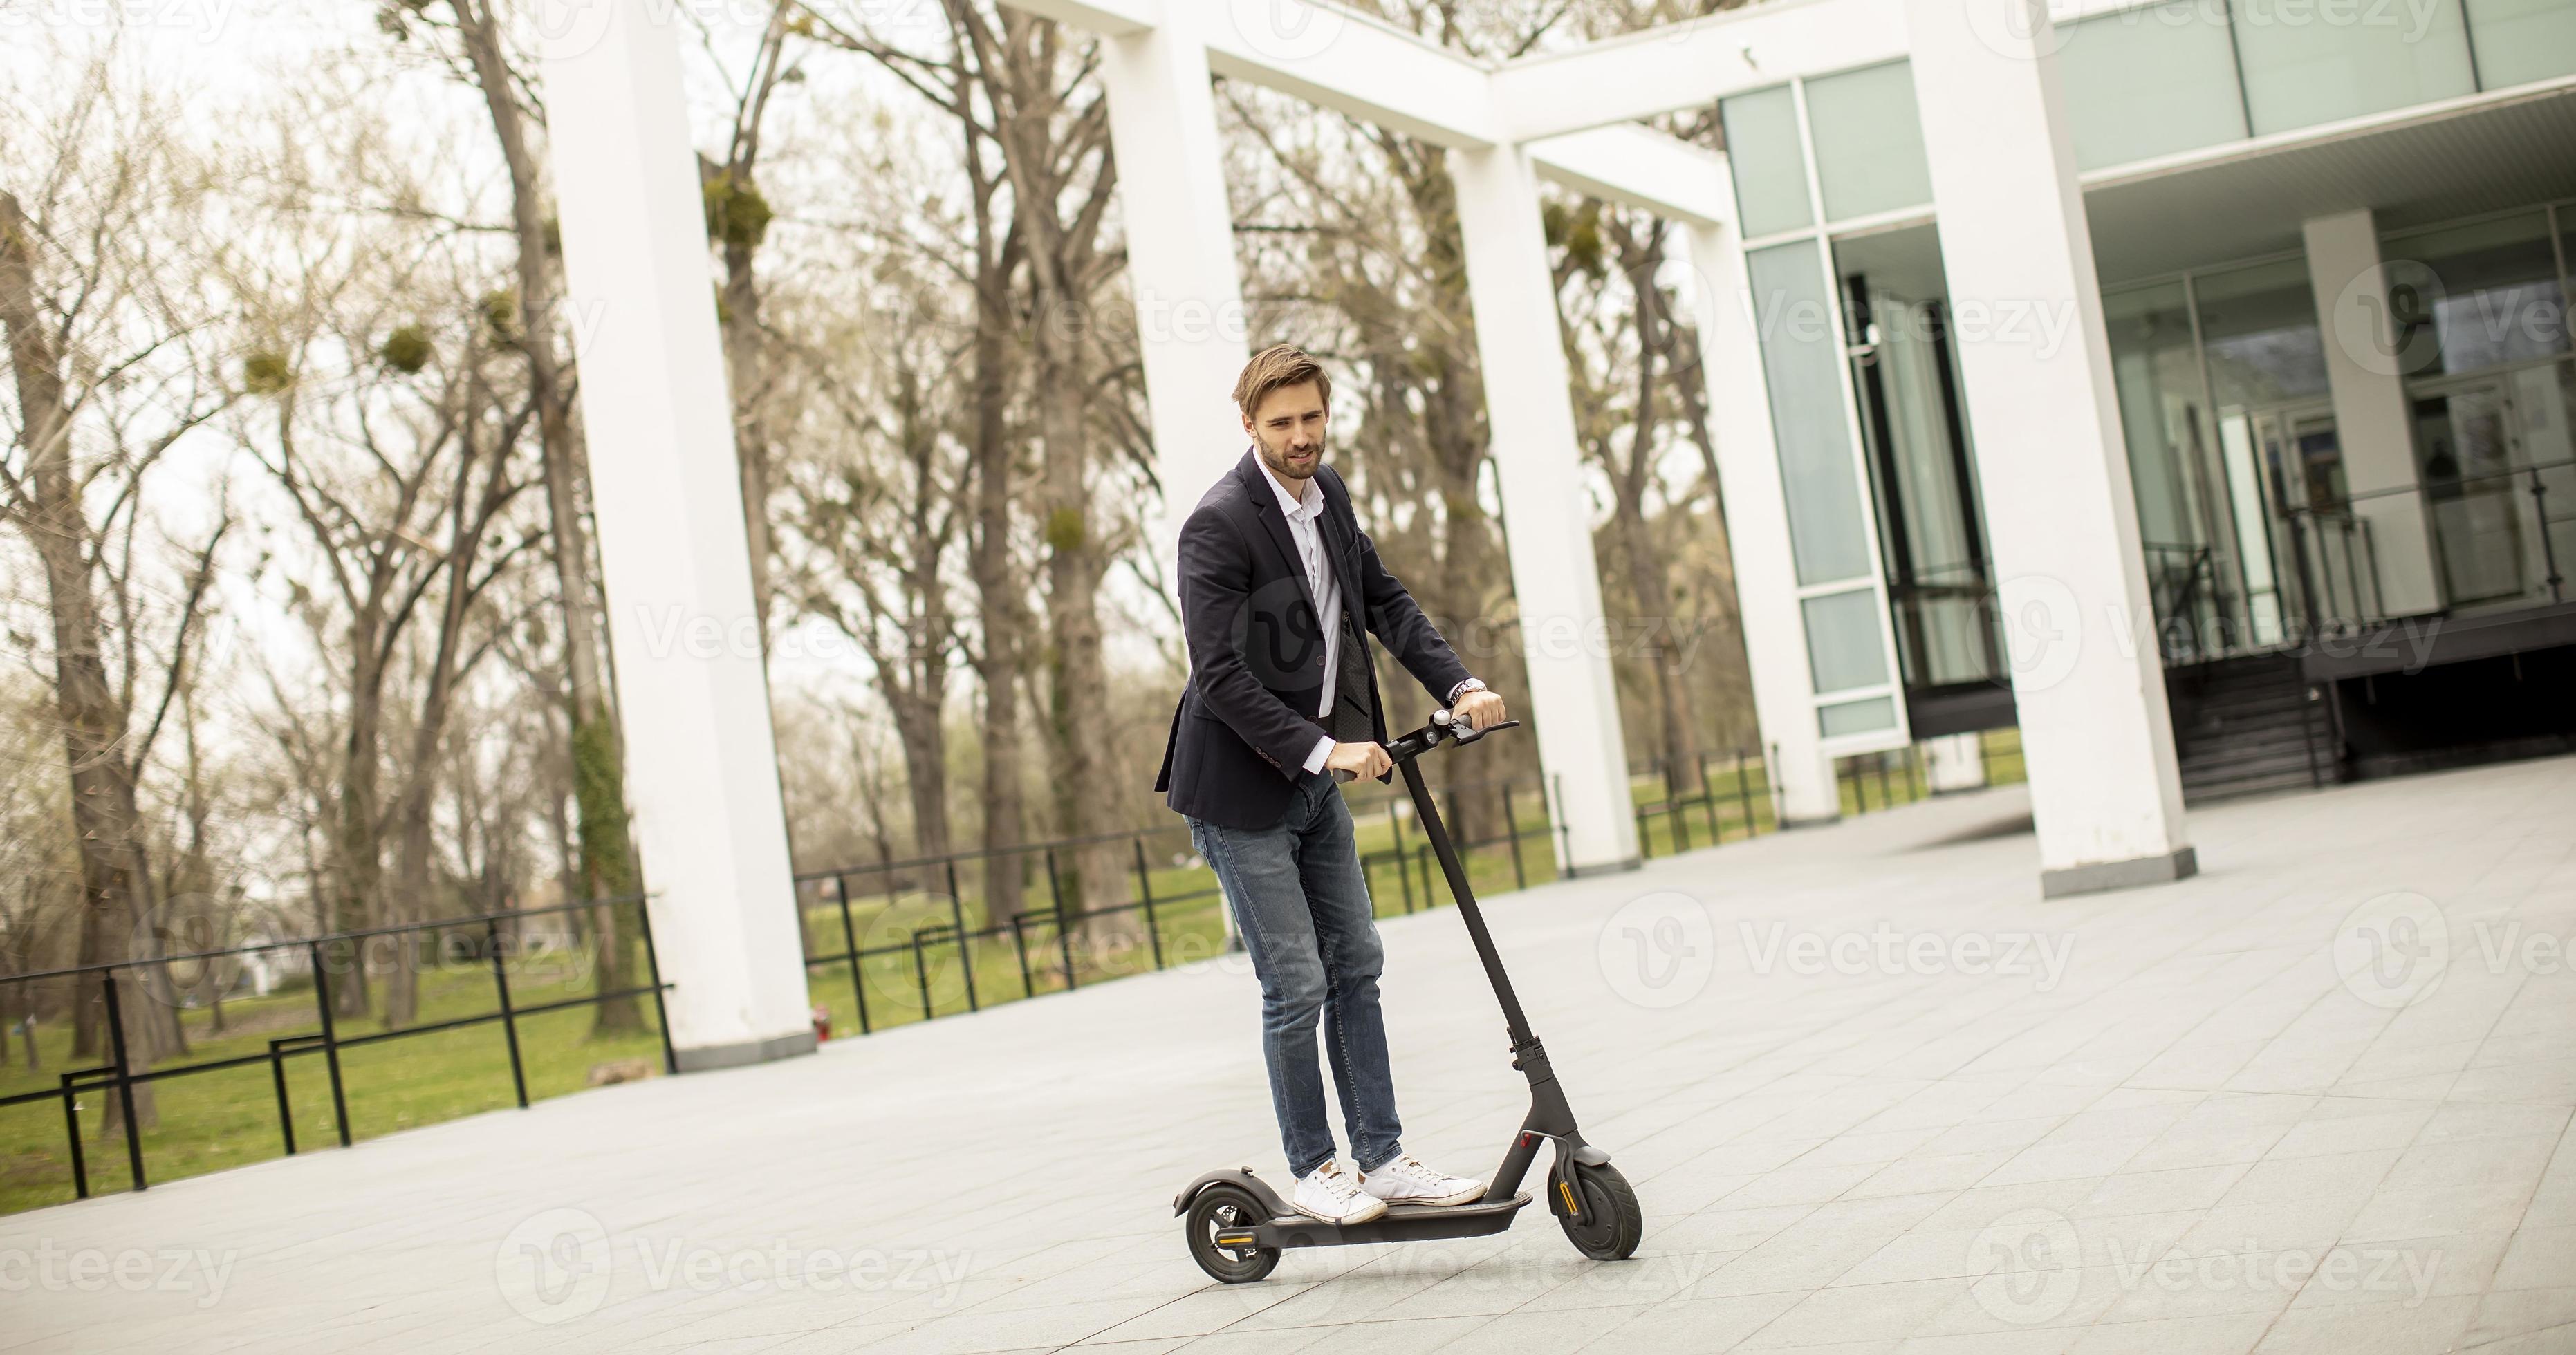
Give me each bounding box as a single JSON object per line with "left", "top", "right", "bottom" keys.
{"left": 1257, "top": 431, "right": 1324, "bottom": 480}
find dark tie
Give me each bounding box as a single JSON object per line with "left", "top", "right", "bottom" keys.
{"left": 1328, "top": 602, "right": 1375, "bottom": 745}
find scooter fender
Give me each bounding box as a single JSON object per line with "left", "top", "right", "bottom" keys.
{"left": 1544, "top": 1144, "right": 1613, "bottom": 1227}
{"left": 1173, "top": 1167, "right": 1291, "bottom": 1219}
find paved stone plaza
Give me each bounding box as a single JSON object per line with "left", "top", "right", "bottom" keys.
{"left": 8, "top": 756, "right": 2575, "bottom": 1354}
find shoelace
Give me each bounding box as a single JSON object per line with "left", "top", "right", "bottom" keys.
{"left": 1310, "top": 1164, "right": 1364, "bottom": 1202}
{"left": 1379, "top": 1155, "right": 1442, "bottom": 1187}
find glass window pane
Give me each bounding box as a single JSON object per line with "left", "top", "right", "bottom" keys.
{"left": 1748, "top": 239, "right": 1876, "bottom": 584}
{"left": 2383, "top": 211, "right": 2570, "bottom": 378}
{"left": 2196, "top": 258, "right": 2329, "bottom": 409}
{"left": 2234, "top": 0, "right": 2476, "bottom": 135}
{"left": 2104, "top": 281, "right": 2212, "bottom": 549}
{"left": 2059, "top": 1, "right": 2250, "bottom": 170}
{"left": 1804, "top": 62, "right": 1934, "bottom": 223}
{"left": 1838, "top": 225, "right": 1999, "bottom": 688}
{"left": 1804, "top": 587, "right": 1892, "bottom": 693}
{"left": 2466, "top": 0, "right": 2576, "bottom": 88}
{"left": 1819, "top": 695, "right": 1898, "bottom": 738}
{"left": 1721, "top": 85, "right": 1813, "bottom": 239}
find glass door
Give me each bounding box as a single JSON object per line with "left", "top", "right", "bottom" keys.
{"left": 2413, "top": 378, "right": 2529, "bottom": 608}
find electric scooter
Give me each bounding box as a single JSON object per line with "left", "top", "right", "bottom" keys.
{"left": 1174, "top": 708, "right": 1644, "bottom": 1282}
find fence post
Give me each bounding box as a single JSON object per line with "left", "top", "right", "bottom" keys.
{"left": 484, "top": 918, "right": 530, "bottom": 1108}
{"left": 1501, "top": 781, "right": 1526, "bottom": 890}
{"left": 944, "top": 859, "right": 978, "bottom": 1012}
{"left": 60, "top": 1075, "right": 89, "bottom": 1199}
{"left": 835, "top": 875, "right": 870, "bottom": 1036}
{"left": 631, "top": 895, "right": 678, "bottom": 1076}
{"left": 1132, "top": 837, "right": 1165, "bottom": 971}
{"left": 268, "top": 1040, "right": 297, "bottom": 1155}
{"left": 100, "top": 969, "right": 147, "bottom": 1191}
{"left": 2533, "top": 465, "right": 2564, "bottom": 603}
{"left": 1010, "top": 913, "right": 1035, "bottom": 998}
{"left": 307, "top": 941, "right": 351, "bottom": 1148}
{"left": 1551, "top": 773, "right": 1571, "bottom": 877}
{"left": 1389, "top": 801, "right": 1414, "bottom": 914}
{"left": 911, "top": 929, "right": 934, "bottom": 1022}
{"left": 1044, "top": 848, "right": 1077, "bottom": 991}
{"left": 1736, "top": 749, "right": 1756, "bottom": 838}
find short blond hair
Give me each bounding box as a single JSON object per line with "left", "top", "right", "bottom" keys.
{"left": 1232, "top": 344, "right": 1333, "bottom": 420}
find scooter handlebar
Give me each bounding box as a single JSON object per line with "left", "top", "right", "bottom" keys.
{"left": 1327, "top": 711, "right": 1520, "bottom": 781}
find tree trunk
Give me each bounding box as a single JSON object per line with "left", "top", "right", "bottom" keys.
{"left": 721, "top": 213, "right": 777, "bottom": 635}
{"left": 452, "top": 0, "right": 647, "bottom": 1035}
{"left": 1, "top": 192, "right": 158, "bottom": 1125}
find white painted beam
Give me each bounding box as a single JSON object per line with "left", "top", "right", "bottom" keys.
{"left": 1099, "top": 3, "right": 1254, "bottom": 577}
{"left": 537, "top": 0, "right": 815, "bottom": 1067}
{"left": 1492, "top": 0, "right": 1907, "bottom": 141}
{"left": 1005, "top": 0, "right": 1153, "bottom": 35}
{"left": 1680, "top": 217, "right": 1842, "bottom": 825}
{"left": 1905, "top": 0, "right": 2194, "bottom": 897}
{"left": 1527, "top": 124, "right": 1734, "bottom": 227}
{"left": 1198, "top": 1, "right": 1504, "bottom": 148}
{"left": 1450, "top": 142, "right": 1642, "bottom": 873}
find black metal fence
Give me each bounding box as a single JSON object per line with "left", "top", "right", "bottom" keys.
{"left": 0, "top": 895, "right": 672, "bottom": 1204}
{"left": 790, "top": 774, "right": 1567, "bottom": 1037}
{"left": 797, "top": 732, "right": 2031, "bottom": 1040}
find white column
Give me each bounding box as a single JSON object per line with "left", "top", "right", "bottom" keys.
{"left": 1905, "top": 0, "right": 2194, "bottom": 897}
{"left": 539, "top": 0, "right": 813, "bottom": 1067}
{"left": 1098, "top": 9, "right": 1252, "bottom": 579}
{"left": 1681, "top": 219, "right": 1841, "bottom": 825}
{"left": 1924, "top": 732, "right": 1987, "bottom": 793}
{"left": 2304, "top": 209, "right": 2440, "bottom": 617}
{"left": 1449, "top": 142, "right": 1642, "bottom": 874}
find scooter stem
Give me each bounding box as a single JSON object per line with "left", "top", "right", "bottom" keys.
{"left": 1396, "top": 757, "right": 1535, "bottom": 1049}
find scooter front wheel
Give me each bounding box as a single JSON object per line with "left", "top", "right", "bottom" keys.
{"left": 1184, "top": 1184, "right": 1281, "bottom": 1283}
{"left": 1559, "top": 1163, "right": 1642, "bottom": 1261}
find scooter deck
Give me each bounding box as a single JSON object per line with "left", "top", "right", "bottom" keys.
{"left": 1239, "top": 1193, "right": 1532, "bottom": 1249}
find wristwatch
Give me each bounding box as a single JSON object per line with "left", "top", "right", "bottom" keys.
{"left": 1446, "top": 678, "right": 1486, "bottom": 704}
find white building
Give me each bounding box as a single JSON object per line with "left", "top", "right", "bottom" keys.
{"left": 531, "top": 0, "right": 2576, "bottom": 1069}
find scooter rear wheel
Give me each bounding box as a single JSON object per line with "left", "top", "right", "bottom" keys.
{"left": 1559, "top": 1164, "right": 1642, "bottom": 1261}
{"left": 1185, "top": 1184, "right": 1281, "bottom": 1283}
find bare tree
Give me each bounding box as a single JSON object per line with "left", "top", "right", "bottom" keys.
{"left": 783, "top": 315, "right": 967, "bottom": 861}
{"left": 1, "top": 63, "right": 236, "bottom": 1128}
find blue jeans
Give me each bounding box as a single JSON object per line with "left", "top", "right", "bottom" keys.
{"left": 1189, "top": 772, "right": 1402, "bottom": 1179}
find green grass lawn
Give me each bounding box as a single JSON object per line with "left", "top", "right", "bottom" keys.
{"left": 1, "top": 937, "right": 667, "bottom": 1216}
{"left": 2, "top": 733, "right": 2026, "bottom": 1218}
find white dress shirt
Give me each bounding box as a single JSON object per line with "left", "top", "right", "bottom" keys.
{"left": 1256, "top": 458, "right": 1346, "bottom": 775}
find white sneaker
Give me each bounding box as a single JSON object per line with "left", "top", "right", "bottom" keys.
{"left": 1290, "top": 1159, "right": 1389, "bottom": 1224}
{"left": 1359, "top": 1153, "right": 1484, "bottom": 1206}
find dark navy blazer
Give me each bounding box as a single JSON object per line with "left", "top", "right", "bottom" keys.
{"left": 1155, "top": 450, "right": 1474, "bottom": 830}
